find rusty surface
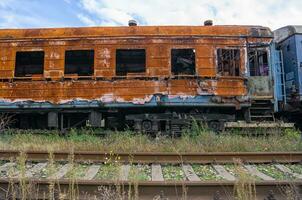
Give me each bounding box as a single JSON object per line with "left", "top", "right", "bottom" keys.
{"left": 0, "top": 25, "right": 273, "bottom": 104}
{"left": 0, "top": 79, "right": 246, "bottom": 103}
{"left": 0, "top": 179, "right": 300, "bottom": 199}
{"left": 0, "top": 150, "right": 300, "bottom": 164}
{"left": 0, "top": 25, "right": 273, "bottom": 39}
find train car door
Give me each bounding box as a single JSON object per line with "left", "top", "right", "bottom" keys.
{"left": 247, "top": 48, "right": 273, "bottom": 99}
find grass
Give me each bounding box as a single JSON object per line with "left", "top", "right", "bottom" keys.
{"left": 256, "top": 164, "right": 294, "bottom": 180}
{"left": 64, "top": 164, "right": 88, "bottom": 179}
{"left": 286, "top": 164, "right": 302, "bottom": 174}
{"left": 129, "top": 164, "right": 151, "bottom": 181}
{"left": 1, "top": 159, "right": 302, "bottom": 199}
{"left": 233, "top": 162, "right": 256, "bottom": 200}
{"left": 0, "top": 126, "right": 301, "bottom": 198}
{"left": 95, "top": 164, "right": 120, "bottom": 180}
{"left": 191, "top": 164, "right": 222, "bottom": 180}
{"left": 162, "top": 165, "right": 185, "bottom": 180}
{"left": 0, "top": 127, "right": 301, "bottom": 153}
{"left": 224, "top": 164, "right": 261, "bottom": 181}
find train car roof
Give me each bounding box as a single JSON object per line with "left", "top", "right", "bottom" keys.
{"left": 274, "top": 25, "right": 302, "bottom": 43}
{"left": 0, "top": 25, "right": 273, "bottom": 40}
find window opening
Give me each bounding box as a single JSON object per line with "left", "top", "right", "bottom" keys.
{"left": 249, "top": 50, "right": 269, "bottom": 76}
{"left": 65, "top": 50, "right": 94, "bottom": 76}
{"left": 217, "top": 49, "right": 240, "bottom": 76}
{"left": 15, "top": 51, "right": 44, "bottom": 77}
{"left": 171, "top": 49, "right": 195, "bottom": 75}
{"left": 116, "top": 49, "right": 146, "bottom": 76}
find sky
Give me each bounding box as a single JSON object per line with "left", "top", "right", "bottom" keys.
{"left": 0, "top": 0, "right": 301, "bottom": 31}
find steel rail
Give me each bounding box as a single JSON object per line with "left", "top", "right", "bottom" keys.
{"left": 0, "top": 150, "right": 301, "bottom": 163}
{"left": 0, "top": 179, "right": 301, "bottom": 199}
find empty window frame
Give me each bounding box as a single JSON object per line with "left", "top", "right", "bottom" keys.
{"left": 65, "top": 50, "right": 94, "bottom": 76}
{"left": 116, "top": 49, "right": 146, "bottom": 76}
{"left": 248, "top": 50, "right": 269, "bottom": 76}
{"left": 171, "top": 49, "right": 196, "bottom": 75}
{"left": 217, "top": 49, "right": 240, "bottom": 76}
{"left": 15, "top": 51, "right": 44, "bottom": 77}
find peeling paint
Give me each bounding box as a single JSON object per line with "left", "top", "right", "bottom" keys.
{"left": 0, "top": 25, "right": 273, "bottom": 107}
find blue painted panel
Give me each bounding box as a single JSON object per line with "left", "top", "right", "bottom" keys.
{"left": 295, "top": 35, "right": 302, "bottom": 96}
{"left": 0, "top": 95, "right": 249, "bottom": 109}
{"left": 278, "top": 35, "right": 299, "bottom": 99}
{"left": 270, "top": 43, "right": 282, "bottom": 112}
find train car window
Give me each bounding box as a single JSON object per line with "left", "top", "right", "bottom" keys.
{"left": 116, "top": 49, "right": 146, "bottom": 76}
{"left": 171, "top": 49, "right": 195, "bottom": 75}
{"left": 15, "top": 51, "right": 44, "bottom": 77}
{"left": 249, "top": 50, "right": 269, "bottom": 76}
{"left": 217, "top": 49, "right": 240, "bottom": 76}
{"left": 65, "top": 50, "right": 94, "bottom": 76}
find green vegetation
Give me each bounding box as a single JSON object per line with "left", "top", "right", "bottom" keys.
{"left": 224, "top": 163, "right": 261, "bottom": 181}
{"left": 162, "top": 165, "right": 185, "bottom": 180}
{"left": 233, "top": 163, "right": 256, "bottom": 200}
{"left": 64, "top": 164, "right": 88, "bottom": 179}
{"left": 256, "top": 164, "right": 293, "bottom": 180}
{"left": 191, "top": 164, "right": 222, "bottom": 180}
{"left": 224, "top": 164, "right": 241, "bottom": 177}
{"left": 1, "top": 159, "right": 302, "bottom": 199}
{"left": 2, "top": 124, "right": 301, "bottom": 200}
{"left": 286, "top": 164, "right": 302, "bottom": 174}
{"left": 129, "top": 164, "right": 151, "bottom": 181}
{"left": 0, "top": 127, "right": 301, "bottom": 152}
{"left": 95, "top": 164, "right": 120, "bottom": 180}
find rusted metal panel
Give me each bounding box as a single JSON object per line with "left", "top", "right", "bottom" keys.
{"left": 0, "top": 25, "right": 273, "bottom": 106}
{"left": 248, "top": 77, "right": 273, "bottom": 98}
{"left": 0, "top": 78, "right": 246, "bottom": 104}
{"left": 0, "top": 26, "right": 272, "bottom": 40}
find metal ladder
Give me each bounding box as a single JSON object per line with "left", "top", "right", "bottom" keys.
{"left": 274, "top": 50, "right": 287, "bottom": 106}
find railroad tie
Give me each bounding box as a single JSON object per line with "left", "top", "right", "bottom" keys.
{"left": 119, "top": 164, "right": 130, "bottom": 181}
{"left": 151, "top": 164, "right": 164, "bottom": 181}
{"left": 84, "top": 165, "right": 100, "bottom": 180}
{"left": 0, "top": 162, "right": 15, "bottom": 172}
{"left": 49, "top": 164, "right": 72, "bottom": 179}
{"left": 213, "top": 165, "right": 236, "bottom": 181}
{"left": 182, "top": 164, "right": 200, "bottom": 181}
{"left": 275, "top": 164, "right": 302, "bottom": 179}
{"left": 25, "top": 162, "right": 47, "bottom": 178}
{"left": 244, "top": 165, "right": 275, "bottom": 181}
{"left": 0, "top": 162, "right": 16, "bottom": 177}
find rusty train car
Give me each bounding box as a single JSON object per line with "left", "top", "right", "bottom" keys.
{"left": 0, "top": 21, "right": 278, "bottom": 133}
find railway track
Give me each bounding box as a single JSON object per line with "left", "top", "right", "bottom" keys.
{"left": 0, "top": 151, "right": 301, "bottom": 199}
{"left": 0, "top": 150, "right": 301, "bottom": 163}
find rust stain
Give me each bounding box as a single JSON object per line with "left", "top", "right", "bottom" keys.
{"left": 0, "top": 25, "right": 273, "bottom": 104}
{"left": 0, "top": 25, "right": 272, "bottom": 40}
{"left": 0, "top": 79, "right": 246, "bottom": 104}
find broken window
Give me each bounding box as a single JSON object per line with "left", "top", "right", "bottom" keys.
{"left": 171, "top": 49, "right": 195, "bottom": 75}
{"left": 65, "top": 50, "right": 94, "bottom": 76}
{"left": 217, "top": 49, "right": 240, "bottom": 76}
{"left": 15, "top": 51, "right": 44, "bottom": 77}
{"left": 248, "top": 50, "right": 269, "bottom": 76}
{"left": 116, "top": 49, "right": 146, "bottom": 76}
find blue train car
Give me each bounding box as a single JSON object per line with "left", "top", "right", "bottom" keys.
{"left": 274, "top": 26, "right": 302, "bottom": 113}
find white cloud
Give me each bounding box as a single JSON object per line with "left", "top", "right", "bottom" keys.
{"left": 0, "top": 0, "right": 75, "bottom": 28}
{"left": 79, "top": 0, "right": 302, "bottom": 30}
{"left": 77, "top": 14, "right": 97, "bottom": 26}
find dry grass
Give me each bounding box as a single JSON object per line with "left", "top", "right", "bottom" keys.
{"left": 0, "top": 127, "right": 301, "bottom": 153}
{"left": 233, "top": 160, "right": 256, "bottom": 200}
{"left": 1, "top": 151, "right": 302, "bottom": 199}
